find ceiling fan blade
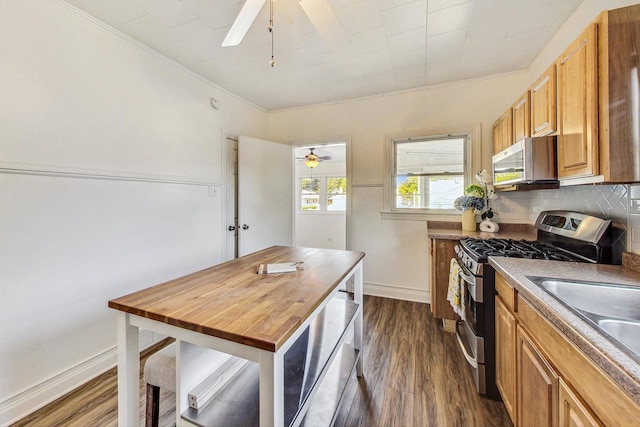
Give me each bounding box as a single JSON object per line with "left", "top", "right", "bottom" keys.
{"left": 299, "top": 0, "right": 351, "bottom": 51}
{"left": 319, "top": 155, "right": 332, "bottom": 161}
{"left": 222, "top": 0, "right": 267, "bottom": 47}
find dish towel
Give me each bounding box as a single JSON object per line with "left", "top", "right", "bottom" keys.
{"left": 447, "top": 258, "right": 466, "bottom": 320}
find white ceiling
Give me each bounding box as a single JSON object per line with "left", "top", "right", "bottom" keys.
{"left": 63, "top": 0, "right": 583, "bottom": 111}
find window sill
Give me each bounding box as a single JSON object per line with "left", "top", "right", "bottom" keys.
{"left": 297, "top": 210, "right": 346, "bottom": 215}
{"left": 380, "top": 210, "right": 460, "bottom": 221}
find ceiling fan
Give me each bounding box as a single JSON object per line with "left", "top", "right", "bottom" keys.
{"left": 222, "top": 0, "right": 350, "bottom": 50}
{"left": 296, "top": 148, "right": 332, "bottom": 169}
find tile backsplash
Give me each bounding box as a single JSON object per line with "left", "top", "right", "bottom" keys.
{"left": 492, "top": 184, "right": 640, "bottom": 261}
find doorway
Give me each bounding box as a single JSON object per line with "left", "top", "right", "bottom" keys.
{"left": 225, "top": 136, "right": 294, "bottom": 260}
{"left": 293, "top": 143, "right": 347, "bottom": 250}
{"left": 226, "top": 137, "right": 347, "bottom": 258}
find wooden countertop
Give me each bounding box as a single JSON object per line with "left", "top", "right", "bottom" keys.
{"left": 108, "top": 246, "right": 365, "bottom": 352}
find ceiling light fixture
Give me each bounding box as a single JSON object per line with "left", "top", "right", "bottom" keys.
{"left": 300, "top": 148, "right": 332, "bottom": 169}
{"left": 305, "top": 156, "right": 319, "bottom": 169}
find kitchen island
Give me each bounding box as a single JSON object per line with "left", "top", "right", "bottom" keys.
{"left": 108, "top": 245, "right": 365, "bottom": 427}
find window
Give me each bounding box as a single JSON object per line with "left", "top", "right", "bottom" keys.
{"left": 301, "top": 178, "right": 320, "bottom": 210}
{"left": 299, "top": 176, "right": 346, "bottom": 212}
{"left": 327, "top": 177, "right": 347, "bottom": 211}
{"left": 383, "top": 126, "right": 479, "bottom": 218}
{"left": 394, "top": 136, "right": 466, "bottom": 209}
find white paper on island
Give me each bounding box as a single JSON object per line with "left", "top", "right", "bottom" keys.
{"left": 257, "top": 263, "right": 298, "bottom": 274}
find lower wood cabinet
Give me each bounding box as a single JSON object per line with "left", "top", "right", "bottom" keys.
{"left": 558, "top": 378, "right": 602, "bottom": 427}
{"left": 517, "top": 325, "right": 559, "bottom": 427}
{"left": 495, "top": 296, "right": 517, "bottom": 420}
{"left": 493, "top": 273, "right": 636, "bottom": 426}
{"left": 428, "top": 238, "right": 458, "bottom": 320}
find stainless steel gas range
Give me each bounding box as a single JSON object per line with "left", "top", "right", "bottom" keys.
{"left": 452, "top": 210, "right": 613, "bottom": 399}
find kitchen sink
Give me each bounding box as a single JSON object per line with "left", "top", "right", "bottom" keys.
{"left": 597, "top": 319, "right": 640, "bottom": 356}
{"left": 526, "top": 276, "right": 640, "bottom": 361}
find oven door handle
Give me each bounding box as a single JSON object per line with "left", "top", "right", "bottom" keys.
{"left": 458, "top": 268, "right": 475, "bottom": 286}
{"left": 455, "top": 321, "right": 478, "bottom": 369}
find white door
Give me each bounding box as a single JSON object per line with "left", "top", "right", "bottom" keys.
{"left": 238, "top": 136, "right": 293, "bottom": 256}
{"left": 224, "top": 137, "right": 238, "bottom": 261}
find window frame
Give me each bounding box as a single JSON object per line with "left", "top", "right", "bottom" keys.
{"left": 297, "top": 174, "right": 347, "bottom": 214}
{"left": 382, "top": 124, "right": 482, "bottom": 220}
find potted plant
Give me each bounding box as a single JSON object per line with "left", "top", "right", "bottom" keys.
{"left": 453, "top": 185, "right": 485, "bottom": 232}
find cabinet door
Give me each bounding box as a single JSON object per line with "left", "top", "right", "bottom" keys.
{"left": 499, "top": 109, "right": 513, "bottom": 153}
{"left": 492, "top": 119, "right": 502, "bottom": 155}
{"left": 556, "top": 24, "right": 598, "bottom": 179}
{"left": 517, "top": 325, "right": 559, "bottom": 427}
{"left": 428, "top": 239, "right": 458, "bottom": 320}
{"left": 558, "top": 378, "right": 603, "bottom": 427}
{"left": 531, "top": 64, "right": 557, "bottom": 137}
{"left": 512, "top": 92, "right": 531, "bottom": 143}
{"left": 495, "top": 297, "right": 517, "bottom": 422}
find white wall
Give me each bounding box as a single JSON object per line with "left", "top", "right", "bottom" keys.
{"left": 0, "top": 0, "right": 268, "bottom": 423}
{"left": 269, "top": 73, "right": 529, "bottom": 302}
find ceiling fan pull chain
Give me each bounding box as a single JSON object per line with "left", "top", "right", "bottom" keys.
{"left": 269, "top": 0, "right": 276, "bottom": 67}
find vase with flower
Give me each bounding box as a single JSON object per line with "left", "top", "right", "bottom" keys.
{"left": 453, "top": 185, "right": 485, "bottom": 232}
{"left": 475, "top": 170, "right": 499, "bottom": 233}
{"left": 454, "top": 170, "right": 499, "bottom": 232}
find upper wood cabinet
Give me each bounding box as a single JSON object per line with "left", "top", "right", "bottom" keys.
{"left": 492, "top": 119, "right": 501, "bottom": 155}
{"left": 556, "top": 24, "right": 599, "bottom": 179}
{"left": 556, "top": 4, "right": 640, "bottom": 182}
{"left": 493, "top": 4, "right": 640, "bottom": 183}
{"left": 512, "top": 92, "right": 531, "bottom": 143}
{"left": 493, "top": 109, "right": 513, "bottom": 155}
{"left": 530, "top": 64, "right": 557, "bottom": 137}
{"left": 597, "top": 5, "right": 640, "bottom": 182}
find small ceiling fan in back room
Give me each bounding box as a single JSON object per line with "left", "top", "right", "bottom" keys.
{"left": 222, "top": 0, "right": 350, "bottom": 66}
{"left": 296, "top": 148, "right": 332, "bottom": 169}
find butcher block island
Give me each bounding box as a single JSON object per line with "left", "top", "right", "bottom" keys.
{"left": 108, "top": 246, "right": 365, "bottom": 427}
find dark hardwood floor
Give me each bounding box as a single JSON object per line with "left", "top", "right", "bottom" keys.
{"left": 12, "top": 296, "right": 512, "bottom": 427}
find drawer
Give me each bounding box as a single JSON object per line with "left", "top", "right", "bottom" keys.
{"left": 496, "top": 274, "right": 517, "bottom": 312}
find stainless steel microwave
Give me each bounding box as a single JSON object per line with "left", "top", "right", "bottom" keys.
{"left": 492, "top": 136, "right": 557, "bottom": 186}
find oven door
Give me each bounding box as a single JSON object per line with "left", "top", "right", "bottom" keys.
{"left": 457, "top": 262, "right": 483, "bottom": 334}
{"left": 454, "top": 260, "right": 487, "bottom": 393}
{"left": 455, "top": 320, "right": 487, "bottom": 394}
